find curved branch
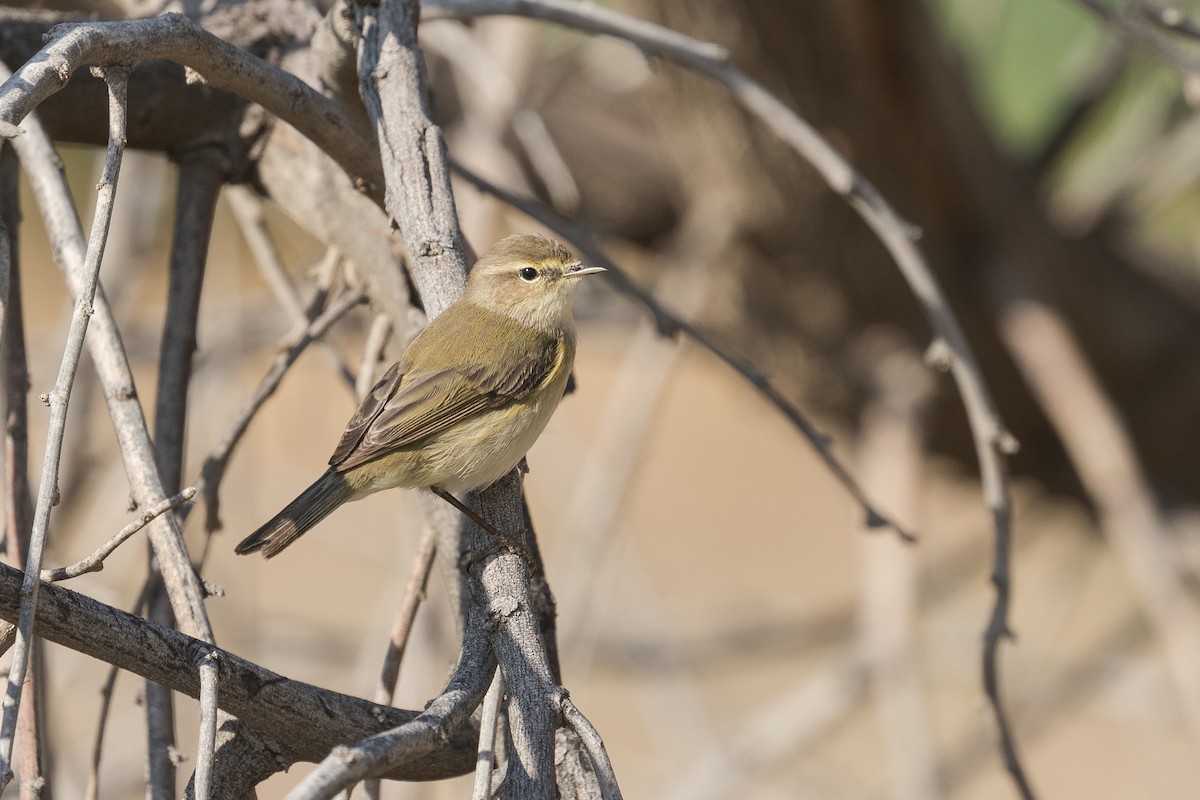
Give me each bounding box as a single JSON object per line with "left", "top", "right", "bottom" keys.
{"left": 0, "top": 559, "right": 479, "bottom": 781}
{"left": 40, "top": 487, "right": 196, "bottom": 582}
{"left": 427, "top": 0, "right": 1029, "bottom": 793}
{"left": 450, "top": 162, "right": 913, "bottom": 542}
{"left": 287, "top": 609, "right": 495, "bottom": 800}
{"left": 0, "top": 14, "right": 383, "bottom": 199}
{"left": 560, "top": 697, "right": 621, "bottom": 800}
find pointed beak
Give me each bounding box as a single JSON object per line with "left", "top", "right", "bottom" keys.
{"left": 563, "top": 263, "right": 606, "bottom": 279}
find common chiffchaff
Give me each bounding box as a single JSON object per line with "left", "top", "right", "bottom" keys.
{"left": 236, "top": 233, "right": 604, "bottom": 558}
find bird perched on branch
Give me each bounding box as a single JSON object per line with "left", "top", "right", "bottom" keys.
{"left": 236, "top": 232, "right": 604, "bottom": 558}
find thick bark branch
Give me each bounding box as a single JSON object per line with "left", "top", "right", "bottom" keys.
{"left": 0, "top": 560, "right": 479, "bottom": 781}
{"left": 0, "top": 14, "right": 382, "bottom": 199}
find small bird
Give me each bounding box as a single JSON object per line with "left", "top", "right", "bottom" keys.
{"left": 236, "top": 233, "right": 604, "bottom": 558}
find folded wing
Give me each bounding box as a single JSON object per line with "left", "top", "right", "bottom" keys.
{"left": 330, "top": 333, "right": 562, "bottom": 472}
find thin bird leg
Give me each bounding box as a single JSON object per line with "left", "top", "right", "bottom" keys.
{"left": 431, "top": 487, "right": 504, "bottom": 537}
{"left": 433, "top": 487, "right": 536, "bottom": 576}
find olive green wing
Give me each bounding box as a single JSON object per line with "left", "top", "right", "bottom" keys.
{"left": 332, "top": 334, "right": 564, "bottom": 472}
{"left": 329, "top": 361, "right": 404, "bottom": 467}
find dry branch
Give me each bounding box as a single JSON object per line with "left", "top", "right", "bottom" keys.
{"left": 0, "top": 123, "right": 49, "bottom": 800}
{"left": 1, "top": 140, "right": 26, "bottom": 797}
{"left": 147, "top": 150, "right": 223, "bottom": 800}
{"left": 40, "top": 487, "right": 196, "bottom": 582}
{"left": 999, "top": 287, "right": 1200, "bottom": 753}
{"left": 0, "top": 67, "right": 129, "bottom": 792}
{"left": 471, "top": 672, "right": 505, "bottom": 800}
{"left": 0, "top": 558, "right": 479, "bottom": 780}
{"left": 195, "top": 288, "right": 366, "bottom": 532}
{"left": 0, "top": 14, "right": 382, "bottom": 200}
{"left": 373, "top": 528, "right": 437, "bottom": 706}
{"left": 287, "top": 610, "right": 495, "bottom": 800}
{"left": 1, "top": 61, "right": 214, "bottom": 642}
{"left": 195, "top": 651, "right": 220, "bottom": 800}
{"left": 856, "top": 343, "right": 937, "bottom": 800}
{"left": 226, "top": 185, "right": 359, "bottom": 390}
{"left": 559, "top": 698, "right": 620, "bottom": 800}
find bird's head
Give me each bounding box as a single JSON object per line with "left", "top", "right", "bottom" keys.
{"left": 464, "top": 233, "right": 605, "bottom": 329}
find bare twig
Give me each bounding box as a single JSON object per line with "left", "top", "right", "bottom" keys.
{"left": 362, "top": 526, "right": 436, "bottom": 800}
{"left": 356, "top": 312, "right": 393, "bottom": 400}
{"left": 0, "top": 14, "right": 382, "bottom": 199}
{"left": 559, "top": 697, "right": 621, "bottom": 800}
{"left": 471, "top": 672, "right": 505, "bottom": 800}
{"left": 155, "top": 154, "right": 220, "bottom": 497}
{"left": 226, "top": 185, "right": 307, "bottom": 323}
{"left": 55, "top": 151, "right": 167, "bottom": 538}
{"left": 856, "top": 341, "right": 937, "bottom": 800}
{"left": 40, "top": 487, "right": 196, "bottom": 581}
{"left": 998, "top": 284, "right": 1200, "bottom": 753}
{"left": 373, "top": 528, "right": 437, "bottom": 706}
{"left": 194, "top": 288, "right": 366, "bottom": 533}
{"left": 1073, "top": 0, "right": 1200, "bottom": 99}
{"left": 84, "top": 665, "right": 120, "bottom": 800}
{"left": 286, "top": 611, "right": 495, "bottom": 800}
{"left": 1, "top": 120, "right": 48, "bottom": 800}
{"left": 195, "top": 651, "right": 220, "bottom": 800}
{"left": 355, "top": 0, "right": 469, "bottom": 311}
{"left": 0, "top": 66, "right": 129, "bottom": 791}
{"left": 422, "top": 23, "right": 579, "bottom": 211}
{"left": 148, "top": 151, "right": 222, "bottom": 800}
{"left": 226, "top": 185, "right": 358, "bottom": 390}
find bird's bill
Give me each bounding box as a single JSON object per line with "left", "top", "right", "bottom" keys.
{"left": 563, "top": 263, "right": 607, "bottom": 278}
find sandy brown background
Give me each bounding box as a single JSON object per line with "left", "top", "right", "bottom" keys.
{"left": 7, "top": 149, "right": 1197, "bottom": 800}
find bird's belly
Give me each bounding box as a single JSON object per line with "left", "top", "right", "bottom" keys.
{"left": 428, "top": 397, "right": 560, "bottom": 492}
{"left": 361, "top": 392, "right": 561, "bottom": 495}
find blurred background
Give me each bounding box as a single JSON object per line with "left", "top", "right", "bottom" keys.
{"left": 7, "top": 0, "right": 1200, "bottom": 797}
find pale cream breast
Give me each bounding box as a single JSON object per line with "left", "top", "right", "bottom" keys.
{"left": 353, "top": 332, "right": 574, "bottom": 494}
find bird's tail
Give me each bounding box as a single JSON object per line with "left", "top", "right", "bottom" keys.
{"left": 235, "top": 470, "right": 354, "bottom": 558}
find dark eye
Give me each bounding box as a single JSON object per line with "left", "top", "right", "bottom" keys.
{"left": 519, "top": 267, "right": 539, "bottom": 282}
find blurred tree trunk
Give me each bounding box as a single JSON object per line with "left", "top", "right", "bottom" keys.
{"left": 565, "top": 0, "right": 1200, "bottom": 503}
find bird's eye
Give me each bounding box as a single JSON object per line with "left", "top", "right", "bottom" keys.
{"left": 519, "top": 267, "right": 539, "bottom": 282}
